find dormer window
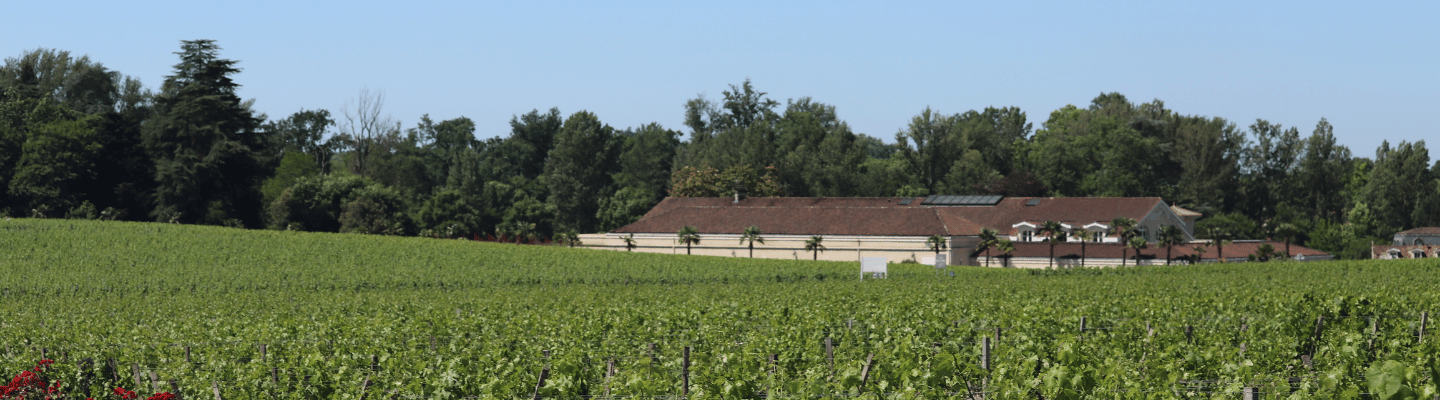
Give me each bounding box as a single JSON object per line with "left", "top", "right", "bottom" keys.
{"left": 1012, "top": 222, "right": 1038, "bottom": 242}
{"left": 1083, "top": 222, "right": 1109, "bottom": 242}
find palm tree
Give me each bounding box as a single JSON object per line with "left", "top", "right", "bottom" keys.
{"left": 622, "top": 234, "right": 637, "bottom": 252}
{"left": 1274, "top": 222, "right": 1300, "bottom": 260}
{"left": 557, "top": 231, "right": 581, "bottom": 247}
{"left": 926, "top": 235, "right": 948, "bottom": 257}
{"left": 976, "top": 228, "right": 1000, "bottom": 267}
{"left": 1191, "top": 244, "right": 1208, "bottom": 264}
{"left": 1127, "top": 236, "right": 1148, "bottom": 265}
{"left": 677, "top": 226, "right": 701, "bottom": 255}
{"left": 740, "top": 225, "right": 765, "bottom": 258}
{"left": 1071, "top": 229, "right": 1092, "bottom": 267}
{"left": 1038, "top": 220, "right": 1067, "bottom": 268}
{"left": 1159, "top": 225, "right": 1186, "bottom": 265}
{"left": 804, "top": 235, "right": 826, "bottom": 260}
{"left": 995, "top": 240, "right": 1015, "bottom": 268}
{"left": 1203, "top": 226, "right": 1231, "bottom": 262}
{"left": 1109, "top": 217, "right": 1138, "bottom": 266}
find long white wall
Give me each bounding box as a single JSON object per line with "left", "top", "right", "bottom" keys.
{"left": 579, "top": 233, "right": 961, "bottom": 265}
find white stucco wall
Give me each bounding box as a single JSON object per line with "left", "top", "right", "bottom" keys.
{"left": 579, "top": 233, "right": 964, "bottom": 265}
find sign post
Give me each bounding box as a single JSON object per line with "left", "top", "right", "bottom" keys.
{"left": 860, "top": 257, "right": 887, "bottom": 279}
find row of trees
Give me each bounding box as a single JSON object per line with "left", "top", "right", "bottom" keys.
{"left": 673, "top": 220, "right": 1286, "bottom": 266}
{"left": 666, "top": 225, "right": 830, "bottom": 261}
{"left": 3, "top": 41, "right": 1437, "bottom": 259}
{"left": 971, "top": 218, "right": 1297, "bottom": 267}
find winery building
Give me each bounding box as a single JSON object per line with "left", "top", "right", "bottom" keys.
{"left": 1372, "top": 227, "right": 1440, "bottom": 259}
{"left": 580, "top": 195, "right": 1331, "bottom": 266}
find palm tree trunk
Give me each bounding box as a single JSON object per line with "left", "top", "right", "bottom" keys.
{"left": 1122, "top": 248, "right": 1128, "bottom": 266}
{"left": 1284, "top": 240, "right": 1291, "bottom": 260}
{"left": 1166, "top": 246, "right": 1172, "bottom": 265}
{"left": 813, "top": 250, "right": 818, "bottom": 260}
{"left": 749, "top": 243, "right": 754, "bottom": 258}
{"left": 1049, "top": 242, "right": 1055, "bottom": 268}
{"left": 985, "top": 248, "right": 991, "bottom": 267}
{"left": 687, "top": 243, "right": 692, "bottom": 255}
{"left": 1080, "top": 242, "right": 1086, "bottom": 267}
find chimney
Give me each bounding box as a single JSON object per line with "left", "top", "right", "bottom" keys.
{"left": 733, "top": 187, "right": 748, "bottom": 203}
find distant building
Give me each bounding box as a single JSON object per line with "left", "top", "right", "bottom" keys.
{"left": 579, "top": 195, "right": 1329, "bottom": 266}
{"left": 1372, "top": 227, "right": 1440, "bottom": 259}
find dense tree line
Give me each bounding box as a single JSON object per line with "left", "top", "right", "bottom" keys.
{"left": 3, "top": 42, "right": 1437, "bottom": 259}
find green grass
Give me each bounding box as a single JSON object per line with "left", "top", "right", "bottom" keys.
{"left": 2, "top": 219, "right": 1438, "bottom": 399}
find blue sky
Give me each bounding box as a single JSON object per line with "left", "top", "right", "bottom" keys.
{"left": 6, "top": 1, "right": 1436, "bottom": 160}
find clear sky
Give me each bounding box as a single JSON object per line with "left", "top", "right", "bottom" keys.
{"left": 6, "top": 1, "right": 1436, "bottom": 160}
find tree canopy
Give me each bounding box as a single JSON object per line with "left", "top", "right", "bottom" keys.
{"left": 1, "top": 45, "right": 1434, "bottom": 260}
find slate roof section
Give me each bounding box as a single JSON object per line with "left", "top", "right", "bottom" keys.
{"left": 990, "top": 241, "right": 1330, "bottom": 260}
{"left": 1396, "top": 227, "right": 1440, "bottom": 235}
{"left": 1171, "top": 205, "right": 1203, "bottom": 217}
{"left": 619, "top": 196, "right": 1167, "bottom": 237}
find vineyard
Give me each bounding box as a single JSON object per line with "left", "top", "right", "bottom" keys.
{"left": 2, "top": 219, "right": 1438, "bottom": 399}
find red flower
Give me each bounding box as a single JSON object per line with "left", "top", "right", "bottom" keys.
{"left": 147, "top": 393, "right": 177, "bottom": 400}
{"left": 113, "top": 387, "right": 138, "bottom": 399}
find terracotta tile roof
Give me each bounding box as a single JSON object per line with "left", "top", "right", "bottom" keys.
{"left": 1396, "top": 227, "right": 1440, "bottom": 235}
{"left": 939, "top": 197, "right": 1163, "bottom": 235}
{"left": 619, "top": 196, "right": 1166, "bottom": 237}
{"left": 987, "top": 241, "right": 1329, "bottom": 260}
{"left": 639, "top": 197, "right": 910, "bottom": 220}
{"left": 614, "top": 205, "right": 960, "bottom": 236}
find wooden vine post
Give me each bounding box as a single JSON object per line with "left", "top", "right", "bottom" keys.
{"left": 682, "top": 346, "right": 691, "bottom": 398}
{"left": 981, "top": 337, "right": 991, "bottom": 370}
{"left": 603, "top": 358, "right": 616, "bottom": 398}
{"left": 859, "top": 353, "right": 876, "bottom": 389}
{"left": 211, "top": 382, "right": 224, "bottom": 400}
{"left": 149, "top": 370, "right": 161, "bottom": 393}
{"left": 824, "top": 336, "right": 835, "bottom": 380}
{"left": 168, "top": 380, "right": 182, "bottom": 400}
{"left": 1420, "top": 312, "right": 1428, "bottom": 342}
{"left": 531, "top": 368, "right": 549, "bottom": 400}
{"left": 358, "top": 376, "right": 373, "bottom": 400}
{"left": 108, "top": 359, "right": 119, "bottom": 383}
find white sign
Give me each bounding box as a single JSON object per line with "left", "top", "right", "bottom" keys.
{"left": 922, "top": 254, "right": 948, "bottom": 268}
{"left": 861, "top": 257, "right": 887, "bottom": 279}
